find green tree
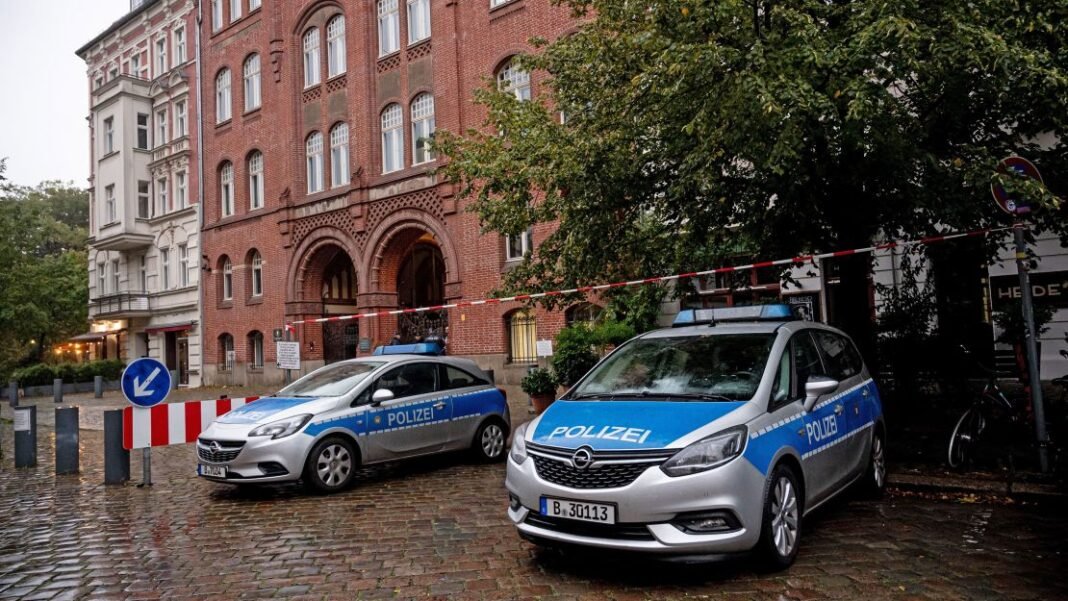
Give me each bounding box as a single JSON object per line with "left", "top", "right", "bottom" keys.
{"left": 437, "top": 0, "right": 1068, "bottom": 358}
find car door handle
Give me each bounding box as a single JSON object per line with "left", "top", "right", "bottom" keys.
{"left": 834, "top": 404, "right": 844, "bottom": 415}
{"left": 433, "top": 402, "right": 446, "bottom": 410}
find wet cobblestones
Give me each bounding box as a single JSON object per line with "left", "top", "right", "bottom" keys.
{"left": 0, "top": 420, "right": 1065, "bottom": 600}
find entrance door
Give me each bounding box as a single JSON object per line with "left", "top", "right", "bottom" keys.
{"left": 177, "top": 337, "right": 190, "bottom": 386}
{"left": 164, "top": 332, "right": 178, "bottom": 372}
{"left": 323, "top": 322, "right": 358, "bottom": 364}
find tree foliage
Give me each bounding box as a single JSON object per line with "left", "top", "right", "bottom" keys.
{"left": 436, "top": 0, "right": 1068, "bottom": 351}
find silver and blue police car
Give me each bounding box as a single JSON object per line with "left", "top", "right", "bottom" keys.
{"left": 197, "top": 347, "right": 510, "bottom": 493}
{"left": 506, "top": 305, "right": 886, "bottom": 568}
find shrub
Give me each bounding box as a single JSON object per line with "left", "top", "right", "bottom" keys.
{"left": 552, "top": 325, "right": 600, "bottom": 387}
{"left": 591, "top": 320, "right": 636, "bottom": 349}
{"left": 12, "top": 363, "right": 56, "bottom": 387}
{"left": 11, "top": 360, "right": 128, "bottom": 386}
{"left": 521, "top": 368, "right": 558, "bottom": 396}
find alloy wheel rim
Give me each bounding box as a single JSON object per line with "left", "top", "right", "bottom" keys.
{"left": 316, "top": 444, "right": 352, "bottom": 487}
{"left": 770, "top": 476, "right": 799, "bottom": 557}
{"left": 872, "top": 436, "right": 886, "bottom": 488}
{"left": 482, "top": 425, "right": 505, "bottom": 458}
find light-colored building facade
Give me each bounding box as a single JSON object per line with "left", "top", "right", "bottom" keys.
{"left": 77, "top": 0, "right": 203, "bottom": 386}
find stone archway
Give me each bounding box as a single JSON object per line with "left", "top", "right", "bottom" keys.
{"left": 289, "top": 229, "right": 361, "bottom": 363}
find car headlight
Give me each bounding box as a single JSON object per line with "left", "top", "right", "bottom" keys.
{"left": 510, "top": 422, "right": 530, "bottom": 464}
{"left": 660, "top": 426, "right": 747, "bottom": 477}
{"left": 248, "top": 414, "right": 313, "bottom": 440}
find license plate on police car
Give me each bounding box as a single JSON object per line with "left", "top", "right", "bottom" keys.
{"left": 540, "top": 497, "right": 616, "bottom": 524}
{"left": 198, "top": 464, "right": 226, "bottom": 478}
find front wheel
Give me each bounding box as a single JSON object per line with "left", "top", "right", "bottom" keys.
{"left": 472, "top": 419, "right": 508, "bottom": 463}
{"left": 947, "top": 407, "right": 984, "bottom": 469}
{"left": 860, "top": 429, "right": 887, "bottom": 498}
{"left": 303, "top": 436, "right": 358, "bottom": 494}
{"left": 757, "top": 464, "right": 802, "bottom": 571}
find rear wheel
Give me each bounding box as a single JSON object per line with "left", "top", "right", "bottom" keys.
{"left": 860, "top": 429, "right": 887, "bottom": 498}
{"left": 757, "top": 463, "right": 802, "bottom": 571}
{"left": 303, "top": 436, "right": 358, "bottom": 494}
{"left": 472, "top": 419, "right": 508, "bottom": 463}
{"left": 947, "top": 408, "right": 984, "bottom": 469}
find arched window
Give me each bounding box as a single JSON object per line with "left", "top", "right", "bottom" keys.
{"left": 411, "top": 93, "right": 435, "bottom": 164}
{"left": 565, "top": 303, "right": 602, "bottom": 326}
{"left": 378, "top": 0, "right": 399, "bottom": 56}
{"left": 248, "top": 151, "right": 264, "bottom": 209}
{"left": 327, "top": 15, "right": 346, "bottom": 77}
{"left": 215, "top": 68, "right": 232, "bottom": 122}
{"left": 506, "top": 310, "right": 537, "bottom": 364}
{"left": 248, "top": 331, "right": 264, "bottom": 368}
{"left": 243, "top": 53, "right": 261, "bottom": 110}
{"left": 306, "top": 132, "right": 324, "bottom": 193}
{"left": 497, "top": 59, "right": 531, "bottom": 101}
{"left": 219, "top": 161, "right": 234, "bottom": 217}
{"left": 381, "top": 104, "right": 403, "bottom": 173}
{"left": 303, "top": 28, "right": 321, "bottom": 88}
{"left": 407, "top": 0, "right": 430, "bottom": 44}
{"left": 330, "top": 123, "right": 349, "bottom": 187}
{"left": 249, "top": 250, "right": 263, "bottom": 297}
{"left": 219, "top": 333, "right": 234, "bottom": 371}
{"left": 221, "top": 256, "right": 233, "bottom": 300}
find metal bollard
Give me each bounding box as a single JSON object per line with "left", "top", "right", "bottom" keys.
{"left": 53, "top": 378, "right": 63, "bottom": 403}
{"left": 14, "top": 406, "right": 37, "bottom": 468}
{"left": 170, "top": 370, "right": 178, "bottom": 391}
{"left": 94, "top": 375, "right": 104, "bottom": 398}
{"left": 7, "top": 380, "right": 17, "bottom": 407}
{"left": 55, "top": 407, "right": 80, "bottom": 475}
{"left": 103, "top": 410, "right": 130, "bottom": 485}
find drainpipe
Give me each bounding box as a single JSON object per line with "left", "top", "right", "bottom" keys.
{"left": 194, "top": 0, "right": 206, "bottom": 386}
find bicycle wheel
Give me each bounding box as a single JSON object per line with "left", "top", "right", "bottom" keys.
{"left": 948, "top": 407, "right": 985, "bottom": 469}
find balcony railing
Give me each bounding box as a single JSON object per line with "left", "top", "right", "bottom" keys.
{"left": 90, "top": 292, "right": 151, "bottom": 318}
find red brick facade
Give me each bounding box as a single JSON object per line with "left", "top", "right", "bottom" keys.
{"left": 200, "top": 0, "right": 576, "bottom": 385}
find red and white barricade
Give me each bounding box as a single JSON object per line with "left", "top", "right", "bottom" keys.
{"left": 122, "top": 396, "right": 260, "bottom": 450}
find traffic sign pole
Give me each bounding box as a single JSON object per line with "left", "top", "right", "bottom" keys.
{"left": 1013, "top": 222, "right": 1051, "bottom": 473}
{"left": 121, "top": 358, "right": 171, "bottom": 487}
{"left": 284, "top": 328, "right": 292, "bottom": 386}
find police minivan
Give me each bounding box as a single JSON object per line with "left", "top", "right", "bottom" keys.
{"left": 505, "top": 305, "right": 885, "bottom": 568}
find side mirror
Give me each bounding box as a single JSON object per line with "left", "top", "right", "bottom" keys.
{"left": 803, "top": 376, "right": 839, "bottom": 412}
{"left": 371, "top": 388, "right": 395, "bottom": 406}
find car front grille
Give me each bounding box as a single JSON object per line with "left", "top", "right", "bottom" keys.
{"left": 197, "top": 439, "right": 245, "bottom": 463}
{"left": 524, "top": 513, "right": 655, "bottom": 541}
{"left": 532, "top": 455, "right": 653, "bottom": 489}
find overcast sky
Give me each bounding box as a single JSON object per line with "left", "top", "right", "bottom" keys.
{"left": 0, "top": 0, "right": 130, "bottom": 188}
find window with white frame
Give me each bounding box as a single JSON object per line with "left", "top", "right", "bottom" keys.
{"left": 105, "top": 185, "right": 116, "bottom": 223}
{"left": 220, "top": 334, "right": 234, "bottom": 370}
{"left": 176, "top": 171, "right": 187, "bottom": 209}
{"left": 174, "top": 28, "right": 186, "bottom": 64}
{"left": 327, "top": 15, "right": 346, "bottom": 77}
{"left": 137, "top": 181, "right": 150, "bottom": 218}
{"left": 109, "top": 66, "right": 119, "bottom": 80}
{"left": 490, "top": 0, "right": 515, "bottom": 6}
{"left": 161, "top": 247, "right": 171, "bottom": 289}
{"left": 505, "top": 229, "right": 532, "bottom": 261}
{"left": 498, "top": 60, "right": 531, "bottom": 100}
{"left": 222, "top": 257, "right": 233, "bottom": 300}
{"left": 249, "top": 0, "right": 261, "bottom": 10}
{"left": 330, "top": 123, "right": 349, "bottom": 187}
{"left": 175, "top": 100, "right": 187, "bottom": 137}
{"left": 178, "top": 244, "right": 189, "bottom": 287}
{"left": 156, "top": 109, "right": 168, "bottom": 146}
{"left": 411, "top": 93, "right": 435, "bottom": 164}
{"left": 243, "top": 54, "right": 261, "bottom": 110}
{"left": 136, "top": 113, "right": 149, "bottom": 149}
{"left": 157, "top": 177, "right": 169, "bottom": 215}
{"left": 211, "top": 0, "right": 223, "bottom": 30}
{"left": 139, "top": 255, "right": 147, "bottom": 291}
{"left": 408, "top": 0, "right": 430, "bottom": 44}
{"left": 303, "top": 28, "right": 321, "bottom": 88}
{"left": 112, "top": 259, "right": 120, "bottom": 293}
{"left": 230, "top": 0, "right": 242, "bottom": 22}
{"left": 220, "top": 162, "right": 234, "bottom": 216}
{"left": 97, "top": 262, "right": 106, "bottom": 295}
{"left": 155, "top": 37, "right": 167, "bottom": 76}
{"left": 216, "top": 69, "right": 232, "bottom": 122}
{"left": 378, "top": 0, "right": 399, "bottom": 56}
{"left": 248, "top": 151, "right": 264, "bottom": 209}
{"left": 306, "top": 132, "right": 324, "bottom": 193}
{"left": 381, "top": 104, "right": 403, "bottom": 173}
{"left": 249, "top": 331, "right": 264, "bottom": 368}
{"left": 103, "top": 117, "right": 114, "bottom": 154}
{"left": 130, "top": 53, "right": 146, "bottom": 78}
{"left": 250, "top": 251, "right": 263, "bottom": 297}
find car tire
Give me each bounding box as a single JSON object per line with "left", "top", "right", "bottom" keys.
{"left": 757, "top": 463, "right": 803, "bottom": 571}
{"left": 860, "top": 428, "right": 887, "bottom": 499}
{"left": 472, "top": 419, "right": 508, "bottom": 463}
{"left": 302, "top": 436, "right": 358, "bottom": 494}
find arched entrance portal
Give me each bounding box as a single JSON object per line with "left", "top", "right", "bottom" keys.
{"left": 394, "top": 235, "right": 447, "bottom": 343}
{"left": 303, "top": 246, "right": 359, "bottom": 364}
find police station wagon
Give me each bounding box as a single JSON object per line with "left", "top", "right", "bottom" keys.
{"left": 197, "top": 351, "right": 510, "bottom": 493}
{"left": 506, "top": 305, "right": 886, "bottom": 568}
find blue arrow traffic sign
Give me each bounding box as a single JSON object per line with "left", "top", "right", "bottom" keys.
{"left": 121, "top": 357, "right": 172, "bottom": 408}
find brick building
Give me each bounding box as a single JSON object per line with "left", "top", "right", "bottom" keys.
{"left": 199, "top": 0, "right": 578, "bottom": 385}
{"left": 77, "top": 0, "right": 204, "bottom": 386}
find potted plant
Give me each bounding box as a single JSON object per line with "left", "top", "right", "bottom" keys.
{"left": 521, "top": 368, "right": 558, "bottom": 414}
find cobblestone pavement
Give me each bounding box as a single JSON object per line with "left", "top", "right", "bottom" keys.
{"left": 0, "top": 423, "right": 1065, "bottom": 600}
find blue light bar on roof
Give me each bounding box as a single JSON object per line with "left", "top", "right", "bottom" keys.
{"left": 372, "top": 342, "right": 445, "bottom": 356}
{"left": 672, "top": 304, "right": 796, "bottom": 327}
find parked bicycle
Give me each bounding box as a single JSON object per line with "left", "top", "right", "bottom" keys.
{"left": 947, "top": 346, "right": 1029, "bottom": 470}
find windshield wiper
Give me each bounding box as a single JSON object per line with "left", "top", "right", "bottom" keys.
{"left": 654, "top": 392, "right": 736, "bottom": 402}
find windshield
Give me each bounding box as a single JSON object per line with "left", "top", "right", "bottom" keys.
{"left": 570, "top": 334, "right": 775, "bottom": 401}
{"left": 277, "top": 361, "right": 384, "bottom": 398}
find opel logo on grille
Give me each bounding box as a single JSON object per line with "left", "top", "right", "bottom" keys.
{"left": 209, "top": 441, "right": 222, "bottom": 453}
{"left": 571, "top": 447, "right": 594, "bottom": 470}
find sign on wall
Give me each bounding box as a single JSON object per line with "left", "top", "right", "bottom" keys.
{"left": 276, "top": 341, "right": 301, "bottom": 370}
{"left": 990, "top": 271, "right": 1068, "bottom": 310}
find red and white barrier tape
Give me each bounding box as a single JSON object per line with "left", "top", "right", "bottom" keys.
{"left": 122, "top": 396, "right": 260, "bottom": 450}
{"left": 285, "top": 227, "right": 1006, "bottom": 329}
